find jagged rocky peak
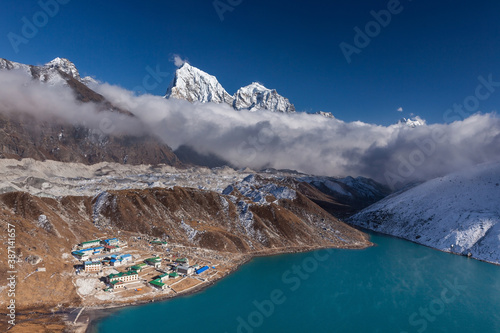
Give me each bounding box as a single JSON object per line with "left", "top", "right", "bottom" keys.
{"left": 45, "top": 57, "right": 81, "bottom": 79}
{"left": 43, "top": 57, "right": 98, "bottom": 85}
{"left": 233, "top": 82, "right": 295, "bottom": 113}
{"left": 0, "top": 58, "right": 16, "bottom": 70}
{"left": 165, "top": 63, "right": 296, "bottom": 113}
{"left": 165, "top": 62, "right": 234, "bottom": 104}
{"left": 315, "top": 111, "right": 334, "bottom": 118}
{"left": 0, "top": 58, "right": 30, "bottom": 73}
{"left": 397, "top": 116, "right": 425, "bottom": 128}
{"left": 0, "top": 57, "right": 97, "bottom": 86}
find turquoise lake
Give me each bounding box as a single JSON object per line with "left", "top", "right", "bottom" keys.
{"left": 94, "top": 233, "right": 500, "bottom": 332}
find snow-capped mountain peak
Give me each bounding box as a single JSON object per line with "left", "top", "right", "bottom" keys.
{"left": 0, "top": 58, "right": 31, "bottom": 74}
{"left": 164, "top": 63, "right": 234, "bottom": 104}
{"left": 0, "top": 57, "right": 97, "bottom": 86}
{"left": 233, "top": 82, "right": 295, "bottom": 113}
{"left": 397, "top": 116, "right": 425, "bottom": 128}
{"left": 165, "top": 63, "right": 296, "bottom": 113}
{"left": 315, "top": 111, "right": 335, "bottom": 118}
{"left": 45, "top": 57, "right": 81, "bottom": 79}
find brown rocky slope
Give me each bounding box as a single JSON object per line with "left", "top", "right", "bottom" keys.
{"left": 0, "top": 180, "right": 370, "bottom": 332}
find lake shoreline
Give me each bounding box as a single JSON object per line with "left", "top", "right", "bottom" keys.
{"left": 351, "top": 225, "right": 500, "bottom": 267}
{"left": 82, "top": 242, "right": 370, "bottom": 333}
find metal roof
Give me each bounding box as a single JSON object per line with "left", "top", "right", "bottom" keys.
{"left": 81, "top": 239, "right": 100, "bottom": 245}
{"left": 149, "top": 279, "right": 165, "bottom": 287}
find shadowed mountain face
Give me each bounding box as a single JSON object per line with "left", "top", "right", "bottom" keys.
{"left": 174, "top": 145, "right": 232, "bottom": 168}
{"left": 0, "top": 112, "right": 181, "bottom": 165}
{"left": 295, "top": 176, "right": 392, "bottom": 219}
{"left": 0, "top": 58, "right": 182, "bottom": 166}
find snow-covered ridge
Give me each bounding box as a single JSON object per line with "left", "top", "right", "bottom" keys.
{"left": 165, "top": 63, "right": 295, "bottom": 113}
{"left": 315, "top": 111, "right": 335, "bottom": 118}
{"left": 348, "top": 162, "right": 500, "bottom": 264}
{"left": 0, "top": 57, "right": 97, "bottom": 86}
{"left": 223, "top": 174, "right": 297, "bottom": 205}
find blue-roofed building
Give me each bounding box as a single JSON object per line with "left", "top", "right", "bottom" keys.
{"left": 72, "top": 250, "right": 89, "bottom": 260}
{"left": 195, "top": 266, "right": 209, "bottom": 275}
{"left": 103, "top": 238, "right": 119, "bottom": 246}
{"left": 79, "top": 246, "right": 105, "bottom": 255}
{"left": 120, "top": 254, "right": 132, "bottom": 264}
{"left": 84, "top": 261, "right": 102, "bottom": 272}
{"left": 93, "top": 246, "right": 104, "bottom": 254}
{"left": 110, "top": 258, "right": 121, "bottom": 266}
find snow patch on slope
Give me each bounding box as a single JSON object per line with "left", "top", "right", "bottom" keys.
{"left": 223, "top": 174, "right": 296, "bottom": 205}
{"left": 348, "top": 162, "right": 500, "bottom": 264}
{"left": 180, "top": 220, "right": 199, "bottom": 242}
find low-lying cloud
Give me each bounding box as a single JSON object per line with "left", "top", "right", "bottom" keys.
{"left": 97, "top": 84, "right": 500, "bottom": 188}
{"left": 1, "top": 69, "right": 500, "bottom": 188}
{"left": 0, "top": 70, "right": 146, "bottom": 136}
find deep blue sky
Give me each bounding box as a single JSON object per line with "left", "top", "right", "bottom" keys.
{"left": 1, "top": 0, "right": 499, "bottom": 125}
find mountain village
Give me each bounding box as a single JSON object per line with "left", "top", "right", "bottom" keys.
{"left": 71, "top": 235, "right": 228, "bottom": 301}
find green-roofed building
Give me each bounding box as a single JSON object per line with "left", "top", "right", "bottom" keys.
{"left": 149, "top": 278, "right": 167, "bottom": 290}
{"left": 158, "top": 273, "right": 169, "bottom": 282}
{"left": 109, "top": 280, "right": 125, "bottom": 290}
{"left": 150, "top": 240, "right": 168, "bottom": 246}
{"left": 145, "top": 256, "right": 162, "bottom": 263}
{"left": 145, "top": 257, "right": 162, "bottom": 268}
{"left": 175, "top": 258, "right": 189, "bottom": 265}
{"left": 169, "top": 272, "right": 179, "bottom": 279}
{"left": 107, "top": 270, "right": 139, "bottom": 283}
{"left": 129, "top": 263, "right": 147, "bottom": 272}
{"left": 80, "top": 239, "right": 101, "bottom": 249}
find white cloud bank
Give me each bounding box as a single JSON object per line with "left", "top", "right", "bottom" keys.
{"left": 0, "top": 70, "right": 145, "bottom": 136}
{"left": 97, "top": 84, "right": 500, "bottom": 188}
{"left": 1, "top": 69, "right": 500, "bottom": 189}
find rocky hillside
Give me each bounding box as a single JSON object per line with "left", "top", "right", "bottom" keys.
{"left": 0, "top": 176, "right": 370, "bottom": 313}
{"left": 93, "top": 177, "right": 369, "bottom": 252}
{"left": 348, "top": 162, "right": 500, "bottom": 264}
